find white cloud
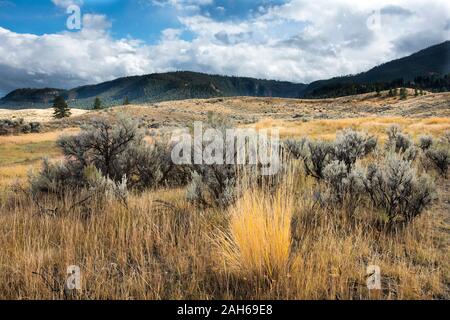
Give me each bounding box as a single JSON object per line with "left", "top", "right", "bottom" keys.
{"left": 152, "top": 0, "right": 213, "bottom": 12}
{"left": 0, "top": 0, "right": 449, "bottom": 94}
{"left": 0, "top": 15, "right": 154, "bottom": 92}
{"left": 52, "top": 0, "right": 83, "bottom": 8}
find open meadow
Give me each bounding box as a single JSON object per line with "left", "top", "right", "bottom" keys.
{"left": 0, "top": 91, "right": 449, "bottom": 300}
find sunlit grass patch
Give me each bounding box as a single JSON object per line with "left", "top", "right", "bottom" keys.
{"left": 251, "top": 117, "right": 450, "bottom": 140}
{"left": 0, "top": 141, "right": 60, "bottom": 166}
{"left": 218, "top": 188, "right": 293, "bottom": 279}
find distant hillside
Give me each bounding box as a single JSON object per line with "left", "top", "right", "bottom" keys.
{"left": 304, "top": 41, "right": 450, "bottom": 97}
{"left": 1, "top": 41, "right": 449, "bottom": 109}
{"left": 0, "top": 72, "right": 307, "bottom": 109}
{"left": 1, "top": 88, "right": 66, "bottom": 108}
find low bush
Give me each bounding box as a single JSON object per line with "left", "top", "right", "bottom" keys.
{"left": 418, "top": 135, "right": 434, "bottom": 151}
{"left": 0, "top": 119, "right": 41, "bottom": 135}
{"left": 29, "top": 158, "right": 81, "bottom": 196}
{"left": 362, "top": 154, "right": 436, "bottom": 224}
{"left": 302, "top": 140, "right": 335, "bottom": 179}
{"left": 298, "top": 129, "right": 376, "bottom": 179}
{"left": 283, "top": 138, "right": 307, "bottom": 159}
{"left": 323, "top": 160, "right": 365, "bottom": 212}
{"left": 186, "top": 165, "right": 238, "bottom": 208}
{"left": 385, "top": 125, "right": 413, "bottom": 153}
{"left": 83, "top": 165, "right": 128, "bottom": 205}
{"left": 425, "top": 146, "right": 450, "bottom": 177}
{"left": 31, "top": 116, "right": 190, "bottom": 197}
{"left": 333, "top": 129, "right": 377, "bottom": 171}
{"left": 402, "top": 146, "right": 418, "bottom": 162}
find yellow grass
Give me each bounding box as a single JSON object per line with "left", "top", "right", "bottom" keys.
{"left": 0, "top": 128, "right": 79, "bottom": 187}
{"left": 0, "top": 128, "right": 79, "bottom": 144}
{"left": 218, "top": 188, "right": 293, "bottom": 279}
{"left": 252, "top": 117, "right": 450, "bottom": 140}
{"left": 0, "top": 163, "right": 447, "bottom": 299}
{"left": 0, "top": 114, "right": 448, "bottom": 299}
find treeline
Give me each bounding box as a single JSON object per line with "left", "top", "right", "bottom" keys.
{"left": 307, "top": 74, "right": 450, "bottom": 98}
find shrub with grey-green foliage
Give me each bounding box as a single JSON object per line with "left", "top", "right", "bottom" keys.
{"left": 186, "top": 171, "right": 204, "bottom": 204}
{"left": 299, "top": 130, "right": 376, "bottom": 179}
{"left": 121, "top": 140, "right": 191, "bottom": 189}
{"left": 83, "top": 165, "right": 128, "bottom": 204}
{"left": 0, "top": 118, "right": 41, "bottom": 135}
{"left": 186, "top": 168, "right": 237, "bottom": 208}
{"left": 185, "top": 114, "right": 241, "bottom": 208}
{"left": 57, "top": 117, "right": 142, "bottom": 182}
{"left": 362, "top": 154, "right": 436, "bottom": 224}
{"left": 29, "top": 158, "right": 82, "bottom": 196}
{"left": 323, "top": 160, "right": 365, "bottom": 210}
{"left": 418, "top": 135, "right": 434, "bottom": 151}
{"left": 385, "top": 125, "right": 412, "bottom": 153}
{"left": 441, "top": 131, "right": 450, "bottom": 145}
{"left": 302, "top": 140, "right": 335, "bottom": 179}
{"left": 364, "top": 135, "right": 378, "bottom": 155}
{"left": 283, "top": 138, "right": 308, "bottom": 159}
{"left": 425, "top": 146, "right": 450, "bottom": 177}
{"left": 333, "top": 129, "right": 377, "bottom": 171}
{"left": 186, "top": 113, "right": 283, "bottom": 208}
{"left": 402, "top": 146, "right": 418, "bottom": 162}
{"left": 33, "top": 116, "right": 188, "bottom": 195}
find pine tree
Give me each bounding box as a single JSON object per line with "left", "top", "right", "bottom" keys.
{"left": 419, "top": 89, "right": 424, "bottom": 96}
{"left": 414, "top": 88, "right": 419, "bottom": 96}
{"left": 93, "top": 97, "right": 102, "bottom": 110}
{"left": 393, "top": 88, "right": 399, "bottom": 96}
{"left": 123, "top": 96, "right": 130, "bottom": 105}
{"left": 400, "top": 88, "right": 407, "bottom": 100}
{"left": 53, "top": 96, "right": 71, "bottom": 119}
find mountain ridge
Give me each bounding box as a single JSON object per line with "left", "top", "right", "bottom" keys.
{"left": 0, "top": 71, "right": 308, "bottom": 109}
{"left": 1, "top": 40, "right": 449, "bottom": 109}
{"left": 303, "top": 40, "right": 450, "bottom": 96}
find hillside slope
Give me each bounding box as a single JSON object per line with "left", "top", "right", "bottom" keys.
{"left": 0, "top": 71, "right": 307, "bottom": 109}
{"left": 304, "top": 41, "right": 450, "bottom": 96}
{"left": 1, "top": 41, "right": 449, "bottom": 109}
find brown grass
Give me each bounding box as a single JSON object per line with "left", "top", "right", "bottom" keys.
{"left": 0, "top": 159, "right": 448, "bottom": 300}
{"left": 0, "top": 105, "right": 449, "bottom": 299}
{"left": 251, "top": 117, "right": 450, "bottom": 140}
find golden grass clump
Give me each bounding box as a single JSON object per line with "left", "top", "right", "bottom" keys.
{"left": 218, "top": 188, "right": 293, "bottom": 279}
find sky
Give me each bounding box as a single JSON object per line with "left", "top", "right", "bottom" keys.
{"left": 0, "top": 0, "right": 449, "bottom": 96}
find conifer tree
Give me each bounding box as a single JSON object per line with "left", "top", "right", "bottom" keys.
{"left": 53, "top": 96, "right": 71, "bottom": 119}
{"left": 93, "top": 97, "right": 102, "bottom": 110}
{"left": 400, "top": 88, "right": 407, "bottom": 100}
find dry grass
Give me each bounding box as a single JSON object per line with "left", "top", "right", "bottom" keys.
{"left": 0, "top": 159, "right": 448, "bottom": 300}
{"left": 217, "top": 188, "right": 293, "bottom": 279}
{"left": 0, "top": 109, "right": 88, "bottom": 123}
{"left": 0, "top": 95, "right": 449, "bottom": 300}
{"left": 0, "top": 128, "right": 79, "bottom": 144}
{"left": 0, "top": 128, "right": 79, "bottom": 189}
{"left": 251, "top": 117, "right": 450, "bottom": 140}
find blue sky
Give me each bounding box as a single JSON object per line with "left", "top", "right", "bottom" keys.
{"left": 0, "top": 0, "right": 285, "bottom": 42}
{"left": 0, "top": 0, "right": 448, "bottom": 96}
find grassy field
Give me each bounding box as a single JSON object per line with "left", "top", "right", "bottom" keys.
{"left": 0, "top": 94, "right": 449, "bottom": 300}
